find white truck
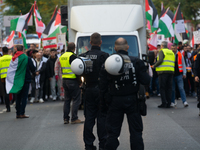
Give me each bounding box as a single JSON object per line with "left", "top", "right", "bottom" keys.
{"left": 68, "top": 0, "right": 147, "bottom": 59}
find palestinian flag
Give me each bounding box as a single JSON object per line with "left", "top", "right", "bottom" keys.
{"left": 6, "top": 51, "right": 28, "bottom": 94}
{"left": 10, "top": 5, "right": 33, "bottom": 32}
{"left": 157, "top": 8, "right": 174, "bottom": 38}
{"left": 22, "top": 30, "right": 28, "bottom": 49}
{"left": 43, "top": 7, "right": 60, "bottom": 38}
{"left": 18, "top": 32, "right": 22, "bottom": 38}
{"left": 185, "top": 28, "right": 189, "bottom": 38}
{"left": 34, "top": 1, "right": 45, "bottom": 38}
{"left": 172, "top": 4, "right": 185, "bottom": 34}
{"left": 6, "top": 31, "right": 15, "bottom": 48}
{"left": 160, "top": 2, "right": 166, "bottom": 18}
{"left": 173, "top": 9, "right": 182, "bottom": 45}
{"left": 145, "top": 0, "right": 159, "bottom": 32}
{"left": 182, "top": 28, "right": 189, "bottom": 40}
{"left": 148, "top": 32, "right": 157, "bottom": 50}
{"left": 181, "top": 13, "right": 189, "bottom": 40}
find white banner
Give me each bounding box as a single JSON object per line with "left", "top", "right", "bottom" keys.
{"left": 193, "top": 31, "right": 200, "bottom": 44}
{"left": 175, "top": 20, "right": 185, "bottom": 34}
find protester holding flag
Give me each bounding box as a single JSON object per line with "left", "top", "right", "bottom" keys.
{"left": 6, "top": 45, "right": 36, "bottom": 118}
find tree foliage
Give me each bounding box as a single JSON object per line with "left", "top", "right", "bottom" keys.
{"left": 152, "top": 0, "right": 200, "bottom": 28}
{"left": 3, "top": 0, "right": 68, "bottom": 33}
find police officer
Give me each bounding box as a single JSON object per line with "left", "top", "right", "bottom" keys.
{"left": 79, "top": 32, "right": 109, "bottom": 150}
{"left": 194, "top": 51, "right": 200, "bottom": 115}
{"left": 99, "top": 38, "right": 150, "bottom": 150}
{"left": 59, "top": 42, "right": 83, "bottom": 124}
{"left": 0, "top": 47, "right": 12, "bottom": 112}
{"left": 152, "top": 41, "right": 175, "bottom": 108}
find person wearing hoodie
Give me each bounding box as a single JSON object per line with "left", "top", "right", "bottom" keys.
{"left": 46, "top": 49, "right": 58, "bottom": 101}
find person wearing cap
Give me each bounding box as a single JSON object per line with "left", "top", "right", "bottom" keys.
{"left": 46, "top": 49, "right": 58, "bottom": 101}
{"left": 100, "top": 37, "right": 150, "bottom": 150}
{"left": 59, "top": 42, "right": 83, "bottom": 124}
{"left": 0, "top": 47, "right": 12, "bottom": 112}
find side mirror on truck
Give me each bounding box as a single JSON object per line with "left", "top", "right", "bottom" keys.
{"left": 142, "top": 51, "right": 155, "bottom": 64}
{"left": 147, "top": 51, "right": 155, "bottom": 64}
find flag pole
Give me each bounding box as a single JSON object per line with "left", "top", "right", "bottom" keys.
{"left": 39, "top": 38, "right": 41, "bottom": 49}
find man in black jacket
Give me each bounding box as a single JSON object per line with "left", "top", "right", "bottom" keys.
{"left": 46, "top": 49, "right": 58, "bottom": 101}
{"left": 100, "top": 38, "right": 151, "bottom": 150}
{"left": 30, "top": 50, "right": 38, "bottom": 103}
{"left": 80, "top": 33, "right": 109, "bottom": 150}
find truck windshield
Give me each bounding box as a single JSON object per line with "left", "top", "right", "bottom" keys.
{"left": 77, "top": 35, "right": 139, "bottom": 57}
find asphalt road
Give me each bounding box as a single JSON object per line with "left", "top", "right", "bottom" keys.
{"left": 0, "top": 96, "right": 200, "bottom": 150}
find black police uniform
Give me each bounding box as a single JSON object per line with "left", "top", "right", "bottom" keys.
{"left": 99, "top": 50, "right": 151, "bottom": 150}
{"left": 194, "top": 52, "right": 200, "bottom": 104}
{"left": 80, "top": 46, "right": 109, "bottom": 150}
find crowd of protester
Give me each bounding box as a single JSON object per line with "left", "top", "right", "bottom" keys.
{"left": 0, "top": 44, "right": 65, "bottom": 107}
{"left": 1, "top": 41, "right": 200, "bottom": 111}
{"left": 149, "top": 42, "right": 200, "bottom": 107}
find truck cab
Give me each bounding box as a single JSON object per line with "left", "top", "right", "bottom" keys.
{"left": 68, "top": 0, "right": 147, "bottom": 58}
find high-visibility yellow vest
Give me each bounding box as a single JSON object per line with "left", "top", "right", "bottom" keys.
{"left": 156, "top": 48, "right": 175, "bottom": 72}
{"left": 0, "top": 55, "right": 12, "bottom": 79}
{"left": 59, "top": 52, "right": 76, "bottom": 79}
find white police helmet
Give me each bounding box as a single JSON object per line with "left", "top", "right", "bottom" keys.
{"left": 71, "top": 58, "right": 85, "bottom": 75}
{"left": 105, "top": 54, "right": 131, "bottom": 75}
{"left": 71, "top": 57, "right": 93, "bottom": 75}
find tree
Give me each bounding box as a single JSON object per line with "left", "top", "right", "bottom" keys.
{"left": 152, "top": 0, "right": 200, "bottom": 29}
{"left": 3, "top": 0, "right": 68, "bottom": 34}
